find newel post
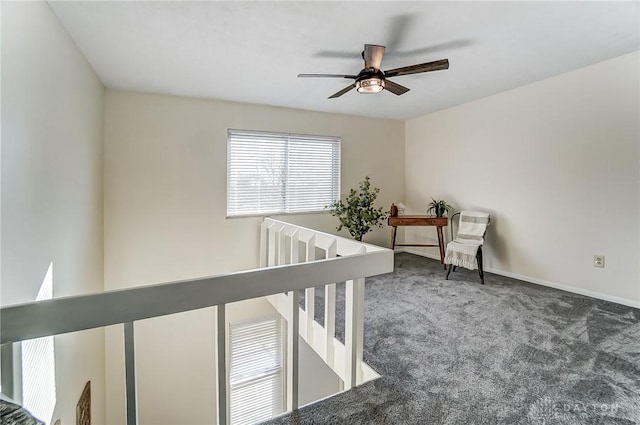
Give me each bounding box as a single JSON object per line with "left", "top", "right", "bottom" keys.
{"left": 344, "top": 275, "right": 365, "bottom": 389}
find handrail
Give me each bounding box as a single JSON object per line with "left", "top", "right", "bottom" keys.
{"left": 1, "top": 250, "right": 392, "bottom": 345}
{"left": 2, "top": 218, "right": 394, "bottom": 425}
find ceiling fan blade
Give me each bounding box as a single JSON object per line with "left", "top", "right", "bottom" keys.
{"left": 298, "top": 74, "right": 357, "bottom": 79}
{"left": 328, "top": 83, "right": 356, "bottom": 99}
{"left": 384, "top": 79, "right": 410, "bottom": 96}
{"left": 384, "top": 59, "right": 449, "bottom": 78}
{"left": 363, "top": 44, "right": 385, "bottom": 70}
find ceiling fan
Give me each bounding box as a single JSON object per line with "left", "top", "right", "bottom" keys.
{"left": 298, "top": 44, "right": 449, "bottom": 98}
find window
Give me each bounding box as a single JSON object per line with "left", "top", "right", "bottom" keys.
{"left": 229, "top": 317, "right": 284, "bottom": 425}
{"left": 227, "top": 129, "right": 341, "bottom": 216}
{"left": 22, "top": 262, "right": 56, "bottom": 424}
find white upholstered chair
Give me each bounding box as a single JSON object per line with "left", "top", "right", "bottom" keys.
{"left": 444, "top": 211, "right": 490, "bottom": 284}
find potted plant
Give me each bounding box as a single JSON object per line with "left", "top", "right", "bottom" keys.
{"left": 427, "top": 198, "right": 453, "bottom": 217}
{"left": 327, "top": 176, "right": 388, "bottom": 241}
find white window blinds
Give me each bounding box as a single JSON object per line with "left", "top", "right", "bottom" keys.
{"left": 227, "top": 129, "right": 341, "bottom": 216}
{"left": 229, "top": 317, "right": 284, "bottom": 425}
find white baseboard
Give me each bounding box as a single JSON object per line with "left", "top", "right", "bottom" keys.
{"left": 397, "top": 248, "right": 640, "bottom": 309}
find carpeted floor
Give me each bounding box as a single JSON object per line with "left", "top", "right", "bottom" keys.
{"left": 264, "top": 252, "right": 640, "bottom": 425}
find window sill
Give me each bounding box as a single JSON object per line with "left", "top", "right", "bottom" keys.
{"left": 226, "top": 210, "right": 330, "bottom": 219}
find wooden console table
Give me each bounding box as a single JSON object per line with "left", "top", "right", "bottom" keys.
{"left": 388, "top": 215, "right": 448, "bottom": 269}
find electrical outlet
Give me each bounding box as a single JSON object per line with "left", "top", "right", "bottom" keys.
{"left": 594, "top": 255, "right": 605, "bottom": 268}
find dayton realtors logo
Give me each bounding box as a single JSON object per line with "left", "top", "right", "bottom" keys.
{"left": 528, "top": 397, "right": 621, "bottom": 424}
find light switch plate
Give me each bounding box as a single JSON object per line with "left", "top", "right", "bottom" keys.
{"left": 594, "top": 255, "right": 605, "bottom": 268}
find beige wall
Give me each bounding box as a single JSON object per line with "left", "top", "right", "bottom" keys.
{"left": 1, "top": 1, "right": 105, "bottom": 424}
{"left": 405, "top": 51, "right": 640, "bottom": 307}
{"left": 104, "top": 91, "right": 404, "bottom": 289}
{"left": 103, "top": 90, "right": 404, "bottom": 423}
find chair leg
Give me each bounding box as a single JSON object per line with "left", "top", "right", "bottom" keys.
{"left": 477, "top": 247, "right": 484, "bottom": 284}
{"left": 445, "top": 264, "right": 452, "bottom": 280}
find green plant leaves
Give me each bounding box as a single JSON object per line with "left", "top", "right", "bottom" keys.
{"left": 326, "top": 176, "right": 388, "bottom": 241}
{"left": 426, "top": 198, "right": 453, "bottom": 216}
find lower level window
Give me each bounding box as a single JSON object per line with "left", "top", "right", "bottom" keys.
{"left": 229, "top": 317, "right": 284, "bottom": 425}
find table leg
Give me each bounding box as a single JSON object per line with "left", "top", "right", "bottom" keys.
{"left": 390, "top": 226, "right": 397, "bottom": 250}
{"left": 436, "top": 226, "right": 446, "bottom": 269}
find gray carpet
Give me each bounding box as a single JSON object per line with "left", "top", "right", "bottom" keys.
{"left": 265, "top": 253, "right": 640, "bottom": 425}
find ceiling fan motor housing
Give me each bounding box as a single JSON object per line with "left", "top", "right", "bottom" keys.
{"left": 357, "top": 68, "right": 385, "bottom": 82}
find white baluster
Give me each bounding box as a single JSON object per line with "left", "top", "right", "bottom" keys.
{"left": 324, "top": 238, "right": 337, "bottom": 367}
{"left": 278, "top": 226, "right": 287, "bottom": 266}
{"left": 260, "top": 220, "right": 270, "bottom": 268}
{"left": 267, "top": 223, "right": 277, "bottom": 267}
{"left": 304, "top": 235, "right": 316, "bottom": 343}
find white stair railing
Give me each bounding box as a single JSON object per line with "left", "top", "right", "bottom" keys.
{"left": 260, "top": 218, "right": 384, "bottom": 396}
{"left": 1, "top": 219, "right": 393, "bottom": 425}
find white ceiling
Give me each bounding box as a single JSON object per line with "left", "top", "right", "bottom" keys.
{"left": 49, "top": 1, "right": 639, "bottom": 120}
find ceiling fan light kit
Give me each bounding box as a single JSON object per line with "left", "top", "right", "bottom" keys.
{"left": 356, "top": 77, "right": 385, "bottom": 94}
{"left": 298, "top": 44, "right": 449, "bottom": 99}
